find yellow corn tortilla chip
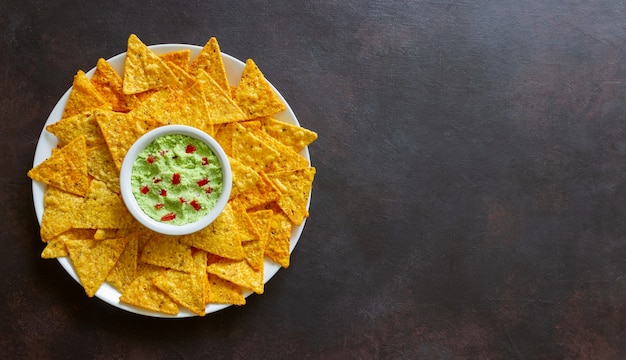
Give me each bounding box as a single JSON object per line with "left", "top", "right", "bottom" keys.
{"left": 234, "top": 59, "right": 286, "bottom": 119}
{"left": 160, "top": 49, "right": 192, "bottom": 71}
{"left": 228, "top": 156, "right": 262, "bottom": 199}
{"left": 66, "top": 237, "right": 129, "bottom": 297}
{"left": 87, "top": 144, "right": 120, "bottom": 193}
{"left": 46, "top": 110, "right": 105, "bottom": 148}
{"left": 39, "top": 186, "right": 85, "bottom": 241}
{"left": 231, "top": 122, "right": 281, "bottom": 172}
{"left": 189, "top": 37, "right": 230, "bottom": 93}
{"left": 261, "top": 117, "right": 318, "bottom": 153}
{"left": 197, "top": 70, "right": 245, "bottom": 125}
{"left": 122, "top": 34, "right": 177, "bottom": 94}
{"left": 264, "top": 211, "right": 293, "bottom": 268}
{"left": 106, "top": 233, "right": 138, "bottom": 292}
{"left": 41, "top": 229, "right": 96, "bottom": 259}
{"left": 119, "top": 263, "right": 179, "bottom": 315}
{"left": 93, "top": 228, "right": 118, "bottom": 240}
{"left": 140, "top": 234, "right": 194, "bottom": 273}
{"left": 167, "top": 61, "right": 196, "bottom": 89}
{"left": 243, "top": 210, "right": 272, "bottom": 271}
{"left": 62, "top": 70, "right": 110, "bottom": 119}
{"left": 206, "top": 273, "right": 245, "bottom": 305}
{"left": 180, "top": 203, "right": 244, "bottom": 260}
{"left": 161, "top": 80, "right": 213, "bottom": 135}
{"left": 234, "top": 172, "right": 282, "bottom": 210}
{"left": 91, "top": 58, "right": 142, "bottom": 112}
{"left": 207, "top": 256, "right": 264, "bottom": 294}
{"left": 214, "top": 122, "right": 235, "bottom": 156}
{"left": 28, "top": 136, "right": 89, "bottom": 196}
{"left": 268, "top": 167, "right": 316, "bottom": 225}
{"left": 251, "top": 128, "right": 310, "bottom": 172}
{"left": 153, "top": 267, "right": 206, "bottom": 316}
{"left": 230, "top": 200, "right": 260, "bottom": 242}
{"left": 73, "top": 180, "right": 133, "bottom": 229}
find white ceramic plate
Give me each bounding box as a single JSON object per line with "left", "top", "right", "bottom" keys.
{"left": 31, "top": 43, "right": 310, "bottom": 318}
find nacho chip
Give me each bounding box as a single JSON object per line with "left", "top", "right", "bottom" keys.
{"left": 234, "top": 172, "right": 282, "bottom": 210}
{"left": 91, "top": 58, "right": 142, "bottom": 112}
{"left": 160, "top": 49, "right": 192, "bottom": 71}
{"left": 153, "top": 266, "right": 206, "bottom": 316}
{"left": 251, "top": 128, "right": 310, "bottom": 172}
{"left": 94, "top": 228, "right": 119, "bottom": 240}
{"left": 28, "top": 136, "right": 89, "bottom": 196}
{"left": 268, "top": 167, "right": 316, "bottom": 225}
{"left": 231, "top": 122, "right": 281, "bottom": 172}
{"left": 122, "top": 34, "right": 177, "bottom": 94}
{"left": 161, "top": 80, "right": 213, "bottom": 134}
{"left": 41, "top": 229, "right": 96, "bottom": 259}
{"left": 66, "top": 237, "right": 129, "bottom": 297}
{"left": 214, "top": 122, "right": 236, "bottom": 156}
{"left": 180, "top": 203, "right": 244, "bottom": 260}
{"left": 207, "top": 256, "right": 264, "bottom": 294}
{"left": 233, "top": 59, "right": 286, "bottom": 119}
{"left": 261, "top": 117, "right": 318, "bottom": 153}
{"left": 119, "top": 263, "right": 179, "bottom": 315}
{"left": 140, "top": 234, "right": 194, "bottom": 273}
{"left": 206, "top": 273, "right": 245, "bottom": 305}
{"left": 46, "top": 110, "right": 105, "bottom": 148}
{"left": 189, "top": 37, "right": 230, "bottom": 93}
{"left": 264, "top": 211, "right": 293, "bottom": 268}
{"left": 106, "top": 233, "right": 138, "bottom": 292}
{"left": 39, "top": 186, "right": 85, "bottom": 241}
{"left": 62, "top": 70, "right": 110, "bottom": 119}
{"left": 197, "top": 70, "right": 245, "bottom": 125}
{"left": 87, "top": 144, "right": 120, "bottom": 193}
{"left": 73, "top": 180, "right": 133, "bottom": 229}
{"left": 167, "top": 61, "right": 196, "bottom": 90}
{"left": 228, "top": 156, "right": 262, "bottom": 199}
{"left": 243, "top": 209, "right": 273, "bottom": 271}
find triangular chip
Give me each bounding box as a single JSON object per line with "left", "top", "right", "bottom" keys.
{"left": 234, "top": 172, "right": 281, "bottom": 210}
{"left": 106, "top": 233, "right": 139, "bottom": 292}
{"left": 28, "top": 136, "right": 89, "bottom": 196}
{"left": 87, "top": 144, "right": 120, "bottom": 193}
{"left": 189, "top": 37, "right": 230, "bottom": 93}
{"left": 122, "top": 34, "right": 177, "bottom": 94}
{"left": 267, "top": 167, "right": 316, "bottom": 225}
{"left": 231, "top": 123, "right": 281, "bottom": 172}
{"left": 119, "top": 263, "right": 179, "bottom": 315}
{"left": 46, "top": 110, "right": 105, "bottom": 148}
{"left": 73, "top": 180, "right": 133, "bottom": 229}
{"left": 161, "top": 80, "right": 213, "bottom": 134}
{"left": 233, "top": 59, "right": 286, "bottom": 119}
{"left": 140, "top": 234, "right": 194, "bottom": 273}
{"left": 251, "top": 128, "right": 309, "bottom": 172}
{"left": 197, "top": 70, "right": 245, "bottom": 125}
{"left": 62, "top": 70, "right": 110, "bottom": 119}
{"left": 160, "top": 49, "right": 192, "bottom": 71}
{"left": 41, "top": 229, "right": 96, "bottom": 259}
{"left": 91, "top": 58, "right": 142, "bottom": 112}
{"left": 243, "top": 209, "right": 272, "bottom": 271}
{"left": 261, "top": 117, "right": 318, "bottom": 153}
{"left": 264, "top": 211, "right": 293, "bottom": 268}
{"left": 66, "top": 237, "right": 129, "bottom": 297}
{"left": 207, "top": 256, "right": 264, "bottom": 294}
{"left": 39, "top": 186, "right": 85, "bottom": 241}
{"left": 206, "top": 273, "right": 245, "bottom": 305}
{"left": 153, "top": 266, "right": 206, "bottom": 316}
{"left": 180, "top": 203, "right": 244, "bottom": 260}
{"left": 228, "top": 156, "right": 262, "bottom": 199}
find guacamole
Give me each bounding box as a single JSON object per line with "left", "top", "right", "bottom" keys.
{"left": 131, "top": 134, "right": 223, "bottom": 225}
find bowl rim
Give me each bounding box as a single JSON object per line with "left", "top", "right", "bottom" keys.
{"left": 119, "top": 124, "right": 232, "bottom": 236}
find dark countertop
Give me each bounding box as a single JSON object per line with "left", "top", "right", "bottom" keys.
{"left": 3, "top": 1, "right": 626, "bottom": 358}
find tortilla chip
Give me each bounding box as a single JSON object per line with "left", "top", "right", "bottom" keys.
{"left": 66, "top": 237, "right": 129, "bottom": 297}
{"left": 153, "top": 267, "right": 206, "bottom": 316}
{"left": 251, "top": 128, "right": 310, "bottom": 172}
{"left": 197, "top": 70, "right": 245, "bottom": 125}
{"left": 140, "top": 234, "right": 194, "bottom": 273}
{"left": 62, "top": 70, "right": 110, "bottom": 119}
{"left": 268, "top": 167, "right": 316, "bottom": 225}
{"left": 206, "top": 273, "right": 245, "bottom": 305}
{"left": 46, "top": 110, "right": 105, "bottom": 148}
{"left": 261, "top": 117, "right": 318, "bottom": 153}
{"left": 106, "top": 233, "right": 138, "bottom": 292}
{"left": 73, "top": 180, "right": 133, "bottom": 229}
{"left": 264, "top": 211, "right": 293, "bottom": 268}
{"left": 214, "top": 122, "right": 235, "bottom": 156}
{"left": 39, "top": 186, "right": 85, "bottom": 241}
{"left": 122, "top": 34, "right": 177, "bottom": 94}
{"left": 207, "top": 256, "right": 264, "bottom": 294}
{"left": 233, "top": 59, "right": 286, "bottom": 119}
{"left": 160, "top": 49, "right": 192, "bottom": 71}
{"left": 243, "top": 209, "right": 273, "bottom": 271}
{"left": 119, "top": 263, "right": 179, "bottom": 315}
{"left": 228, "top": 156, "right": 262, "bottom": 199}
{"left": 91, "top": 58, "right": 142, "bottom": 112}
{"left": 234, "top": 172, "right": 281, "bottom": 210}
{"left": 41, "top": 229, "right": 96, "bottom": 259}
{"left": 167, "top": 61, "right": 196, "bottom": 90}
{"left": 231, "top": 123, "right": 281, "bottom": 172}
{"left": 87, "top": 144, "right": 120, "bottom": 193}
{"left": 230, "top": 200, "right": 260, "bottom": 242}
{"left": 180, "top": 203, "right": 244, "bottom": 260}
{"left": 189, "top": 37, "right": 230, "bottom": 93}
{"left": 161, "top": 80, "right": 213, "bottom": 134}
{"left": 94, "top": 228, "right": 118, "bottom": 240}
{"left": 28, "top": 136, "right": 89, "bottom": 196}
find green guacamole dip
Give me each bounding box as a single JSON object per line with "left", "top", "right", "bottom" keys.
{"left": 131, "top": 134, "right": 223, "bottom": 226}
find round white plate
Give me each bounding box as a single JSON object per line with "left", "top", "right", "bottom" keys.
{"left": 31, "top": 43, "right": 310, "bottom": 318}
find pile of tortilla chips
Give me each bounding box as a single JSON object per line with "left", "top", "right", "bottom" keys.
{"left": 28, "top": 34, "right": 317, "bottom": 316}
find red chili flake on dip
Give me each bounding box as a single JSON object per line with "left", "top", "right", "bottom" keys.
{"left": 131, "top": 134, "right": 225, "bottom": 226}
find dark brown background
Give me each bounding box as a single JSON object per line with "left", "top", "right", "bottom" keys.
{"left": 3, "top": 1, "right": 626, "bottom": 358}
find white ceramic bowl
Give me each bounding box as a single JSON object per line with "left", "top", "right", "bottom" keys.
{"left": 119, "top": 125, "right": 232, "bottom": 236}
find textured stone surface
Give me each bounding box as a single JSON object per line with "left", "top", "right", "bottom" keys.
{"left": 3, "top": 1, "right": 626, "bottom": 358}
